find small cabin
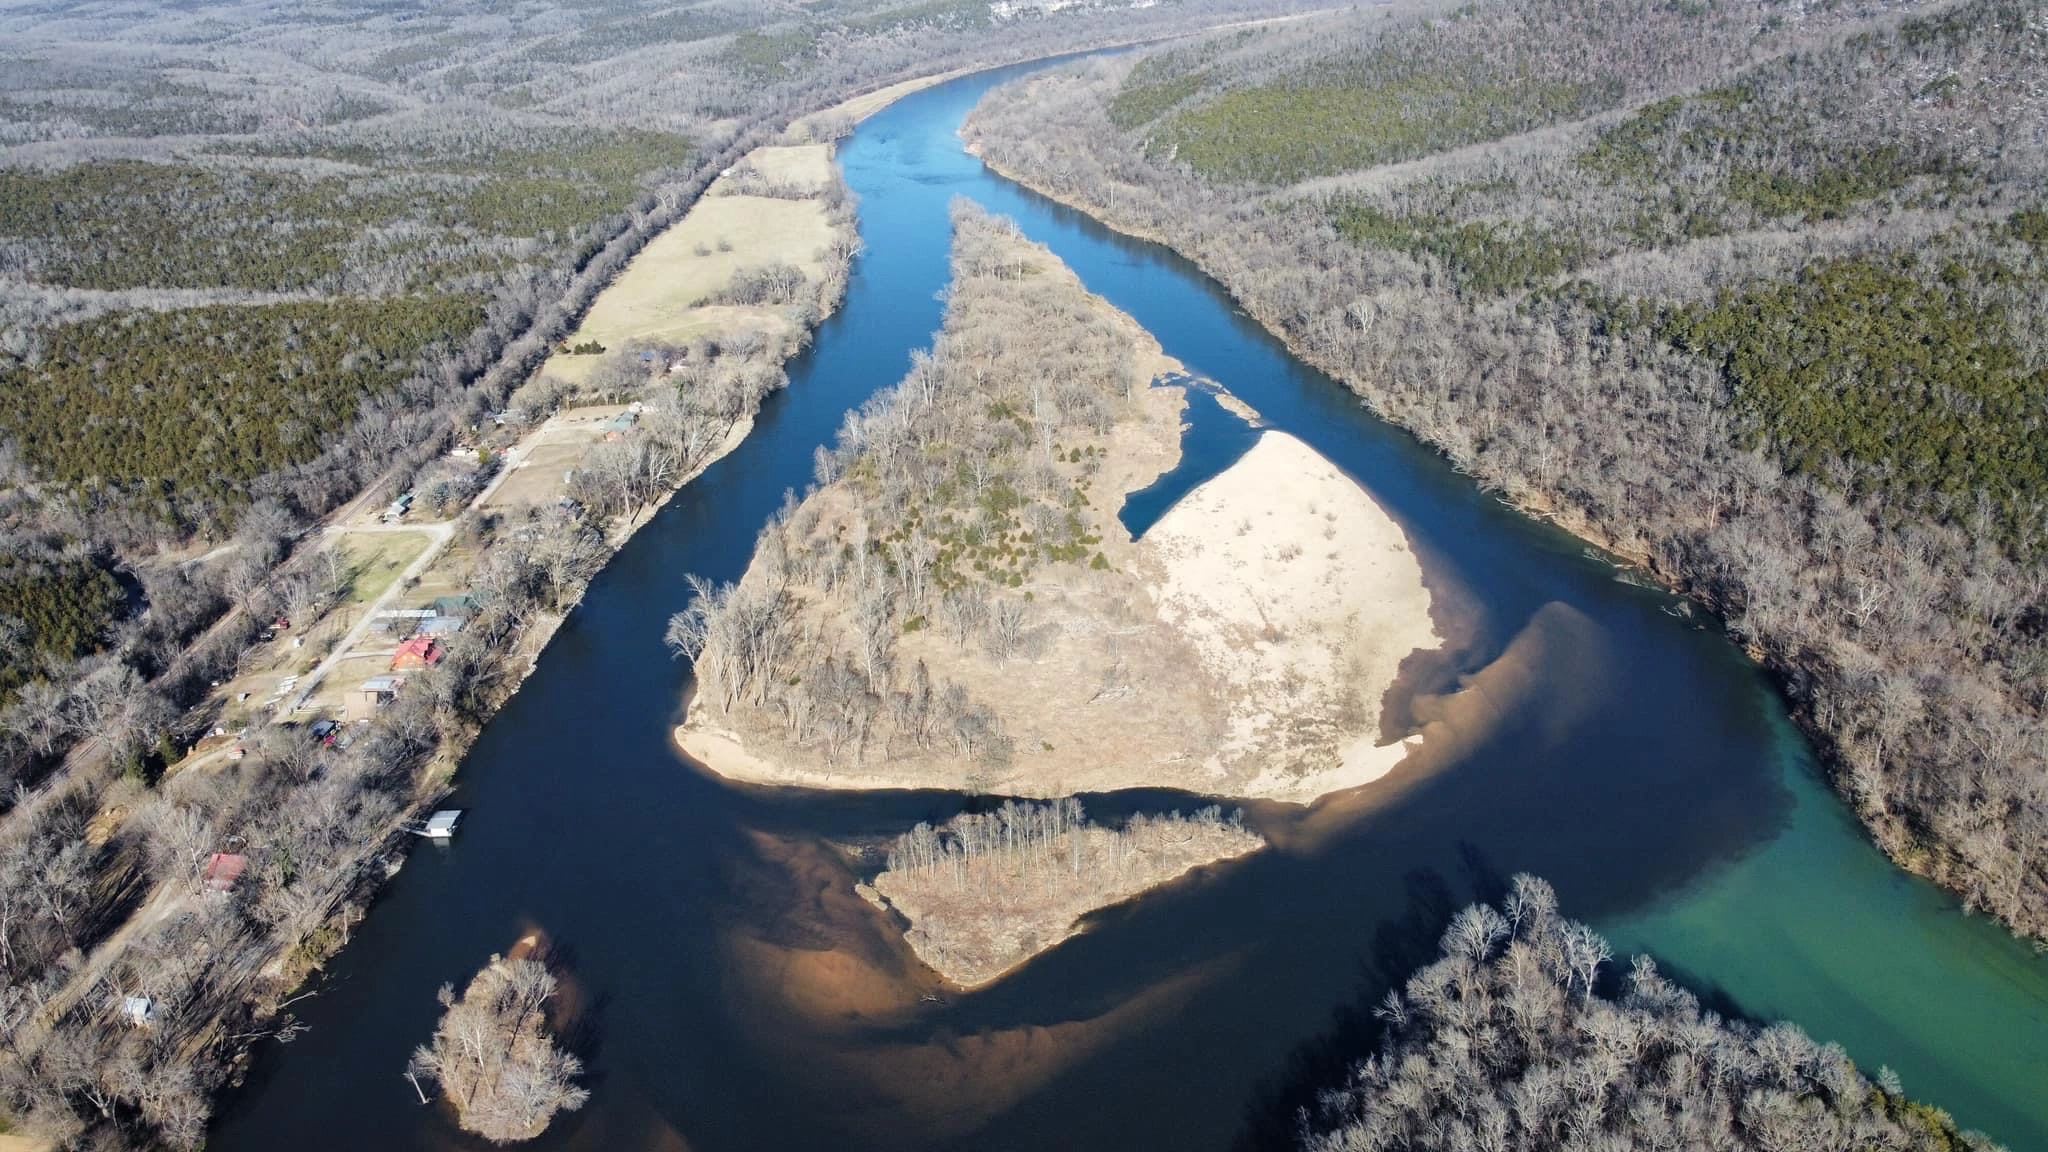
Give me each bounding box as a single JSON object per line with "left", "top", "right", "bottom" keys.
{"left": 430, "top": 595, "right": 479, "bottom": 621}
{"left": 203, "top": 852, "right": 248, "bottom": 894}
{"left": 423, "top": 810, "right": 463, "bottom": 840}
{"left": 392, "top": 636, "right": 445, "bottom": 671}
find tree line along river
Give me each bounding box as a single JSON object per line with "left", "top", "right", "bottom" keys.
{"left": 209, "top": 59, "right": 2048, "bottom": 1152}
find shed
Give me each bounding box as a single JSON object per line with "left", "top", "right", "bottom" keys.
{"left": 203, "top": 852, "right": 248, "bottom": 894}
{"left": 415, "top": 615, "right": 466, "bottom": 637}
{"left": 430, "top": 595, "right": 479, "bottom": 620}
{"left": 346, "top": 676, "right": 402, "bottom": 721}
{"left": 424, "top": 810, "right": 463, "bottom": 839}
{"left": 392, "top": 636, "right": 445, "bottom": 671}
{"left": 122, "top": 996, "right": 155, "bottom": 1027}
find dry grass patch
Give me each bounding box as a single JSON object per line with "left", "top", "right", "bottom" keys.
{"left": 334, "top": 530, "right": 433, "bottom": 605}
{"left": 300, "top": 653, "right": 398, "bottom": 716}
{"left": 481, "top": 405, "right": 628, "bottom": 509}
{"left": 485, "top": 437, "right": 593, "bottom": 509}
{"left": 540, "top": 194, "right": 830, "bottom": 387}
{"left": 720, "top": 144, "right": 834, "bottom": 192}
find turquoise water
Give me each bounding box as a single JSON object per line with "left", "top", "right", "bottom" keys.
{"left": 1606, "top": 705, "right": 2048, "bottom": 1143}
{"left": 207, "top": 60, "right": 2048, "bottom": 1152}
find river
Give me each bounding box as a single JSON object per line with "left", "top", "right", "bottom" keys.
{"left": 209, "top": 61, "right": 2048, "bottom": 1151}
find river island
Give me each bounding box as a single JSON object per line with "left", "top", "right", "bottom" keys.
{"left": 673, "top": 202, "right": 1442, "bottom": 984}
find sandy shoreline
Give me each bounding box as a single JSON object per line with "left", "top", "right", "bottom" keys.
{"left": 1142, "top": 430, "right": 1438, "bottom": 802}
{"left": 789, "top": 69, "right": 980, "bottom": 141}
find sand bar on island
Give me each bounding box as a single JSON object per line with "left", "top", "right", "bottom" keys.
{"left": 1140, "top": 429, "right": 1439, "bottom": 802}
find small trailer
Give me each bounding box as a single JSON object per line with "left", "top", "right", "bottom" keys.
{"left": 420, "top": 810, "right": 463, "bottom": 840}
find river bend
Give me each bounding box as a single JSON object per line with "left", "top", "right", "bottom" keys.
{"left": 210, "top": 61, "right": 2048, "bottom": 1152}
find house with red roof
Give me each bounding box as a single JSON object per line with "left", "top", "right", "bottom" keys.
{"left": 203, "top": 852, "right": 248, "bottom": 894}
{"left": 392, "top": 636, "right": 446, "bottom": 671}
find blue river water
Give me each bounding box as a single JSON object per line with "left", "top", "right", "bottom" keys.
{"left": 1117, "top": 373, "right": 1262, "bottom": 539}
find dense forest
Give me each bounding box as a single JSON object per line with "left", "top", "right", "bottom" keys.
{"left": 964, "top": 0, "right": 2048, "bottom": 939}
{"left": 1298, "top": 876, "right": 2000, "bottom": 1152}
{"left": 3, "top": 295, "right": 487, "bottom": 528}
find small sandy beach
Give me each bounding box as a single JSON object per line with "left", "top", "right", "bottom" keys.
{"left": 1138, "top": 430, "right": 1439, "bottom": 801}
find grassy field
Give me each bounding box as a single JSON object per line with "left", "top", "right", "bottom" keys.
{"left": 335, "top": 531, "right": 434, "bottom": 605}
{"left": 738, "top": 144, "right": 835, "bottom": 190}
{"left": 539, "top": 192, "right": 831, "bottom": 386}
{"left": 405, "top": 541, "right": 479, "bottom": 606}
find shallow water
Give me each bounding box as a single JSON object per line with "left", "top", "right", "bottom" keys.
{"left": 209, "top": 62, "right": 2048, "bottom": 1152}
{"left": 1116, "top": 373, "right": 1261, "bottom": 539}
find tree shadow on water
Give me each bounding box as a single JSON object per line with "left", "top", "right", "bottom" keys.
{"left": 1228, "top": 868, "right": 1459, "bottom": 1152}
{"left": 1229, "top": 842, "right": 1521, "bottom": 1151}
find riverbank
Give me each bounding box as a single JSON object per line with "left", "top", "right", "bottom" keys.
{"left": 1, "top": 86, "right": 896, "bottom": 1149}
{"left": 674, "top": 205, "right": 1441, "bottom": 805}
{"left": 788, "top": 69, "right": 980, "bottom": 141}
{"left": 269, "top": 122, "right": 871, "bottom": 968}
{"left": 188, "top": 149, "right": 846, "bottom": 1099}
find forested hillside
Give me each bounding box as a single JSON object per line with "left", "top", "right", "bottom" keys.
{"left": 1299, "top": 877, "right": 2000, "bottom": 1152}
{"left": 964, "top": 0, "right": 2048, "bottom": 937}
